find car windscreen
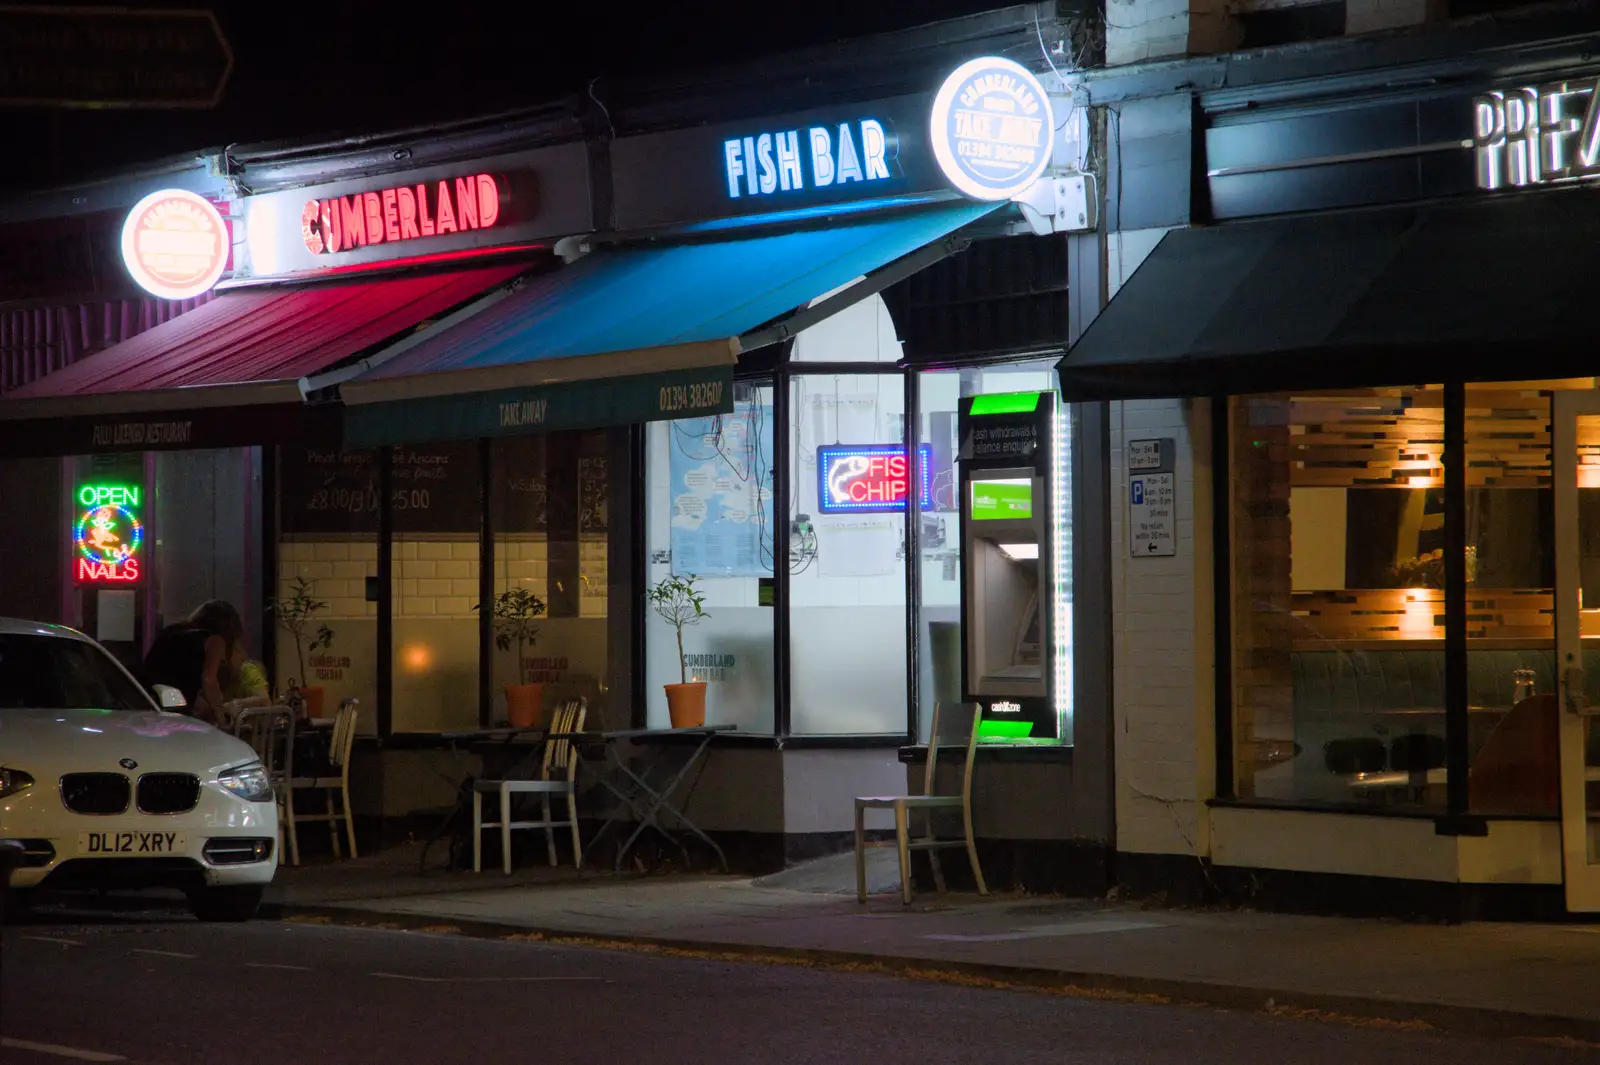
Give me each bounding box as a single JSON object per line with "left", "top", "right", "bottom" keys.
{"left": 0, "top": 634, "right": 152, "bottom": 711}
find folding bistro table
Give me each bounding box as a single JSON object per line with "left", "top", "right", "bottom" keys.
{"left": 573, "top": 725, "right": 735, "bottom": 872}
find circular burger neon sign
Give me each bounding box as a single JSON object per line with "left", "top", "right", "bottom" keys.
{"left": 120, "top": 189, "right": 229, "bottom": 300}
{"left": 930, "top": 56, "right": 1055, "bottom": 202}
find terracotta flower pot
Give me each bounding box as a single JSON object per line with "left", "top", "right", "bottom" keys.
{"left": 664, "top": 682, "right": 708, "bottom": 729}
{"left": 298, "top": 686, "right": 326, "bottom": 720}
{"left": 504, "top": 683, "right": 546, "bottom": 729}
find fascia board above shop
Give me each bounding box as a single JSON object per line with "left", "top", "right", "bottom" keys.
{"left": 234, "top": 142, "right": 593, "bottom": 283}
{"left": 325, "top": 201, "right": 1002, "bottom": 447}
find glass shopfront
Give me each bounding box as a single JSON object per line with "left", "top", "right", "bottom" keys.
{"left": 1228, "top": 381, "right": 1596, "bottom": 815}
{"left": 274, "top": 432, "right": 619, "bottom": 735}
{"left": 642, "top": 290, "right": 1074, "bottom": 743}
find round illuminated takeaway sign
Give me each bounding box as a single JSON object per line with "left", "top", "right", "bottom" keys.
{"left": 930, "top": 56, "right": 1055, "bottom": 202}
{"left": 120, "top": 189, "right": 229, "bottom": 300}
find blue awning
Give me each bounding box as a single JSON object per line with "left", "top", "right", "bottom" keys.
{"left": 326, "top": 201, "right": 1000, "bottom": 445}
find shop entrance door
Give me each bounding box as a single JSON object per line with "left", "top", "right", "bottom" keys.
{"left": 1552, "top": 392, "right": 1600, "bottom": 911}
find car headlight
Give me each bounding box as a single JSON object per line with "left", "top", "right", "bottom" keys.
{"left": 214, "top": 762, "right": 273, "bottom": 803}
{"left": 0, "top": 768, "right": 34, "bottom": 799}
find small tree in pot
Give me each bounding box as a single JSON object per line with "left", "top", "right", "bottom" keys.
{"left": 269, "top": 576, "right": 336, "bottom": 718}
{"left": 647, "top": 573, "right": 710, "bottom": 728}
{"left": 476, "top": 587, "right": 546, "bottom": 728}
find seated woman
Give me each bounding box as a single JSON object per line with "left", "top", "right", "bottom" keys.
{"left": 219, "top": 645, "right": 273, "bottom": 731}
{"left": 140, "top": 600, "right": 247, "bottom": 727}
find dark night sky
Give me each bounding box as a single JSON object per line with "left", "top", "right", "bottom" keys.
{"left": 1, "top": 0, "right": 1021, "bottom": 193}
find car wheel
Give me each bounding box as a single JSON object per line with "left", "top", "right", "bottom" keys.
{"left": 186, "top": 885, "right": 264, "bottom": 922}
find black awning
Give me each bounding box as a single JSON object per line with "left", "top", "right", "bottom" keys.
{"left": 1058, "top": 189, "right": 1600, "bottom": 399}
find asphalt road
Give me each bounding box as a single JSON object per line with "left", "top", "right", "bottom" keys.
{"left": 1, "top": 902, "right": 1597, "bottom": 1065}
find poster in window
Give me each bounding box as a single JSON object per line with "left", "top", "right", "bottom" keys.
{"left": 668, "top": 404, "right": 774, "bottom": 578}
{"left": 579, "top": 455, "right": 608, "bottom": 533}
{"left": 278, "top": 448, "right": 380, "bottom": 534}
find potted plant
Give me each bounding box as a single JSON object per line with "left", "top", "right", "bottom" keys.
{"left": 647, "top": 574, "right": 709, "bottom": 728}
{"left": 269, "top": 576, "right": 335, "bottom": 719}
{"left": 476, "top": 587, "right": 546, "bottom": 728}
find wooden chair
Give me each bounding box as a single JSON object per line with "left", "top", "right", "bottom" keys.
{"left": 473, "top": 698, "right": 586, "bottom": 875}
{"left": 854, "top": 701, "right": 987, "bottom": 906}
{"left": 232, "top": 706, "right": 298, "bottom": 866}
{"left": 286, "top": 699, "right": 360, "bottom": 861}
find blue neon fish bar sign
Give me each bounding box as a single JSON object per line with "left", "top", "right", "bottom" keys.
{"left": 724, "top": 120, "right": 900, "bottom": 200}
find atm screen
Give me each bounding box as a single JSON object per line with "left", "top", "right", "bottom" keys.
{"left": 970, "top": 478, "right": 1032, "bottom": 521}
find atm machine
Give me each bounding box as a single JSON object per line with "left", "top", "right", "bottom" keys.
{"left": 956, "top": 391, "right": 1058, "bottom": 741}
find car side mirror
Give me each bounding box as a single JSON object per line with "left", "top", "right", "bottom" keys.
{"left": 152, "top": 684, "right": 187, "bottom": 710}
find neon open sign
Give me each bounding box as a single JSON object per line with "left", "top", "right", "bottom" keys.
{"left": 817, "top": 445, "right": 933, "bottom": 514}
{"left": 74, "top": 483, "right": 143, "bottom": 584}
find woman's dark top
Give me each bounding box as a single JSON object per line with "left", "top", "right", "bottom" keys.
{"left": 139, "top": 625, "right": 212, "bottom": 709}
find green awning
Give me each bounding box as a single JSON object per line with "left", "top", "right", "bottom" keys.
{"left": 342, "top": 364, "right": 733, "bottom": 447}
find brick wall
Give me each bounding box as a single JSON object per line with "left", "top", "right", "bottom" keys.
{"left": 1345, "top": 0, "right": 1440, "bottom": 35}
{"left": 1106, "top": 0, "right": 1241, "bottom": 66}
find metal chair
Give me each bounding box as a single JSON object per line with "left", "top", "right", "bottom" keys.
{"left": 232, "top": 706, "right": 298, "bottom": 866}
{"left": 286, "top": 699, "right": 360, "bottom": 861}
{"left": 473, "top": 698, "right": 586, "bottom": 875}
{"left": 854, "top": 701, "right": 987, "bottom": 906}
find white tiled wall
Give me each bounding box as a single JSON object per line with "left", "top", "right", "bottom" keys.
{"left": 492, "top": 537, "right": 610, "bottom": 619}
{"left": 277, "top": 537, "right": 608, "bottom": 619}
{"left": 1104, "top": 223, "right": 1217, "bottom": 861}
{"left": 1110, "top": 399, "right": 1215, "bottom": 858}
{"left": 392, "top": 540, "right": 481, "bottom": 617}
{"left": 277, "top": 540, "right": 378, "bottom": 620}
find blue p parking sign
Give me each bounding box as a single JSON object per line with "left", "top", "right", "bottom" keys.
{"left": 1131, "top": 478, "right": 1144, "bottom": 505}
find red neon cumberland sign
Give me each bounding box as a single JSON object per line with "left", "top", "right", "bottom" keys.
{"left": 300, "top": 173, "right": 502, "bottom": 256}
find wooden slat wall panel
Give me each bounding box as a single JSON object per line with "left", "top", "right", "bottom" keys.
{"left": 1291, "top": 588, "right": 1554, "bottom": 645}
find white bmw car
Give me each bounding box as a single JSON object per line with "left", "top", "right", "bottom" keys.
{"left": 0, "top": 619, "right": 278, "bottom": 920}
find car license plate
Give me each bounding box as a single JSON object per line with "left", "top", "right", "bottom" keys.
{"left": 77, "top": 831, "right": 185, "bottom": 856}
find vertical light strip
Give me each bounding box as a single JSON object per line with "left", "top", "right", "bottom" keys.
{"left": 1052, "top": 395, "right": 1073, "bottom": 743}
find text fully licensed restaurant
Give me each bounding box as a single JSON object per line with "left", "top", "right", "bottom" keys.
{"left": 1061, "top": 16, "right": 1600, "bottom": 917}
{"left": 0, "top": 36, "right": 1104, "bottom": 875}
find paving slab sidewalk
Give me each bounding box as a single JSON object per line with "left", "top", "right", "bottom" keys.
{"left": 266, "top": 849, "right": 1600, "bottom": 1041}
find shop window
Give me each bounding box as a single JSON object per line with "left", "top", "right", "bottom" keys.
{"left": 274, "top": 446, "right": 379, "bottom": 729}
{"left": 644, "top": 381, "right": 776, "bottom": 734}
{"left": 0, "top": 458, "right": 60, "bottom": 626}
{"left": 789, "top": 372, "right": 908, "bottom": 735}
{"left": 152, "top": 449, "right": 261, "bottom": 638}
{"left": 71, "top": 447, "right": 261, "bottom": 682}
{"left": 488, "top": 432, "right": 611, "bottom": 729}
{"left": 916, "top": 361, "right": 1071, "bottom": 745}
{"left": 1232, "top": 388, "right": 1449, "bottom": 810}
{"left": 1230, "top": 383, "right": 1600, "bottom": 812}
{"left": 390, "top": 441, "right": 482, "bottom": 734}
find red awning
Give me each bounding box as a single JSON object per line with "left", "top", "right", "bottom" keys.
{"left": 0, "top": 264, "right": 525, "bottom": 415}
